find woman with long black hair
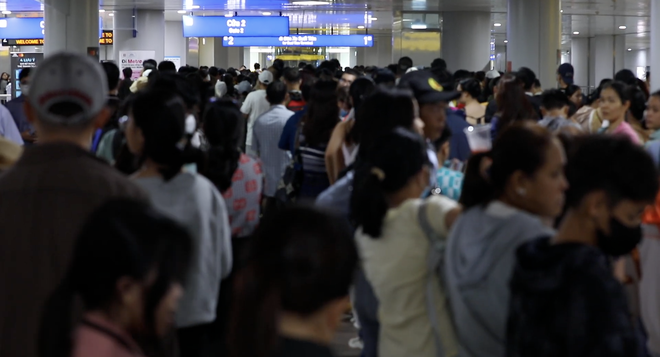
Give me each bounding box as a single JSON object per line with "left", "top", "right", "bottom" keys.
{"left": 125, "top": 89, "right": 233, "bottom": 357}
{"left": 229, "top": 205, "right": 358, "bottom": 357}
{"left": 38, "top": 199, "right": 192, "bottom": 357}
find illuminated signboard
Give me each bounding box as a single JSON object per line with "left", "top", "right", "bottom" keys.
{"left": 0, "top": 17, "right": 103, "bottom": 40}
{"left": 2, "top": 38, "right": 43, "bottom": 45}
{"left": 99, "top": 30, "right": 113, "bottom": 45}
{"left": 182, "top": 16, "right": 289, "bottom": 37}
{"left": 221, "top": 35, "right": 374, "bottom": 47}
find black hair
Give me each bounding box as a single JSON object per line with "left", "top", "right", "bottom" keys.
{"left": 266, "top": 81, "right": 287, "bottom": 105}
{"left": 565, "top": 135, "right": 658, "bottom": 208}
{"left": 300, "top": 75, "right": 316, "bottom": 102}
{"left": 516, "top": 67, "right": 537, "bottom": 91}
{"left": 496, "top": 74, "right": 537, "bottom": 133}
{"left": 272, "top": 58, "right": 285, "bottom": 73}
{"left": 601, "top": 81, "right": 631, "bottom": 105}
{"left": 143, "top": 59, "right": 157, "bottom": 70}
{"left": 222, "top": 73, "right": 236, "bottom": 98}
{"left": 202, "top": 100, "right": 243, "bottom": 193}
{"left": 122, "top": 67, "right": 133, "bottom": 79}
{"left": 157, "top": 61, "right": 177, "bottom": 73}
{"left": 475, "top": 71, "right": 486, "bottom": 83}
{"left": 541, "top": 89, "right": 570, "bottom": 111}
{"left": 19, "top": 68, "right": 31, "bottom": 81}
{"left": 329, "top": 58, "right": 342, "bottom": 71}
{"left": 533, "top": 79, "right": 541, "bottom": 88}
{"left": 351, "top": 128, "right": 429, "bottom": 237}
{"left": 283, "top": 67, "right": 301, "bottom": 83}
{"left": 343, "top": 68, "right": 360, "bottom": 78}
{"left": 147, "top": 73, "right": 199, "bottom": 111}
{"left": 626, "top": 85, "right": 647, "bottom": 120}
{"left": 208, "top": 66, "right": 219, "bottom": 77}
{"left": 459, "top": 78, "right": 481, "bottom": 99}
{"left": 614, "top": 69, "right": 637, "bottom": 86}
{"left": 348, "top": 77, "right": 376, "bottom": 113}
{"left": 372, "top": 68, "right": 396, "bottom": 87}
{"left": 38, "top": 199, "right": 192, "bottom": 357}
{"left": 298, "top": 62, "right": 307, "bottom": 69}
{"left": 432, "top": 125, "right": 453, "bottom": 152}
{"left": 431, "top": 58, "right": 447, "bottom": 71}
{"left": 229, "top": 205, "right": 358, "bottom": 357}
{"left": 349, "top": 88, "right": 415, "bottom": 151}
{"left": 565, "top": 84, "right": 581, "bottom": 98}
{"left": 387, "top": 64, "right": 398, "bottom": 75}
{"left": 587, "top": 79, "right": 613, "bottom": 105}
{"left": 101, "top": 61, "right": 120, "bottom": 92}
{"left": 131, "top": 89, "right": 204, "bottom": 181}
{"left": 460, "top": 123, "right": 555, "bottom": 209}
{"left": 453, "top": 69, "right": 472, "bottom": 84}
{"left": 254, "top": 63, "right": 261, "bottom": 70}
{"left": 398, "top": 56, "right": 413, "bottom": 75}
{"left": 302, "top": 80, "right": 339, "bottom": 147}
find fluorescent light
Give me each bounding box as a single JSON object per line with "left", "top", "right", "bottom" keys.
{"left": 262, "top": 11, "right": 272, "bottom": 15}
{"left": 192, "top": 5, "right": 200, "bottom": 9}
{"left": 108, "top": 13, "right": 114, "bottom": 16}
{"left": 357, "top": 25, "right": 365, "bottom": 29}
{"left": 560, "top": 9, "right": 563, "bottom": 12}
{"left": 99, "top": 9, "right": 105, "bottom": 12}
{"left": 504, "top": 40, "right": 508, "bottom": 43}
{"left": 619, "top": 25, "right": 627, "bottom": 29}
{"left": 573, "top": 31, "right": 579, "bottom": 34}
{"left": 1, "top": 11, "right": 10, "bottom": 14}
{"left": 628, "top": 48, "right": 632, "bottom": 51}
{"left": 177, "top": 10, "right": 187, "bottom": 14}
{"left": 411, "top": 23, "right": 427, "bottom": 29}
{"left": 224, "top": 13, "right": 233, "bottom": 17}
{"left": 291, "top": 1, "right": 331, "bottom": 5}
{"left": 494, "top": 23, "right": 501, "bottom": 27}
{"left": 370, "top": 17, "right": 377, "bottom": 21}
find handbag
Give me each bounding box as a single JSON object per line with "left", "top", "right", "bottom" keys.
{"left": 275, "top": 123, "right": 304, "bottom": 203}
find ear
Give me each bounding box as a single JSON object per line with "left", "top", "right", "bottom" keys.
{"left": 541, "top": 107, "right": 548, "bottom": 117}
{"left": 583, "top": 190, "right": 609, "bottom": 221}
{"left": 562, "top": 105, "right": 569, "bottom": 117}
{"left": 623, "top": 100, "right": 631, "bottom": 112}
{"left": 93, "top": 107, "right": 111, "bottom": 130}
{"left": 325, "top": 295, "right": 351, "bottom": 331}
{"left": 23, "top": 99, "right": 36, "bottom": 124}
{"left": 509, "top": 170, "right": 529, "bottom": 194}
{"left": 116, "top": 276, "right": 141, "bottom": 305}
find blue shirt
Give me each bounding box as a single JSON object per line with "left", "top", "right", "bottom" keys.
{"left": 278, "top": 106, "right": 307, "bottom": 155}
{"left": 316, "top": 171, "right": 354, "bottom": 220}
{"left": 0, "top": 104, "right": 23, "bottom": 145}
{"left": 5, "top": 96, "right": 33, "bottom": 135}
{"left": 446, "top": 108, "right": 471, "bottom": 162}
{"left": 252, "top": 104, "right": 294, "bottom": 197}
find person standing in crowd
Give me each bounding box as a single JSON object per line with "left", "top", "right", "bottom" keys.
{"left": 507, "top": 135, "right": 657, "bottom": 357}
{"left": 283, "top": 67, "right": 306, "bottom": 112}
{"left": 557, "top": 63, "right": 575, "bottom": 91}
{"left": 253, "top": 63, "right": 261, "bottom": 73}
{"left": 229, "top": 206, "right": 358, "bottom": 357}
{"left": 575, "top": 79, "right": 611, "bottom": 130}
{"left": 592, "top": 81, "right": 641, "bottom": 143}
{"left": 0, "top": 52, "right": 148, "bottom": 357}
{"left": 626, "top": 85, "right": 651, "bottom": 143}
{"left": 279, "top": 77, "right": 316, "bottom": 155}
{"left": 490, "top": 74, "right": 537, "bottom": 139}
{"left": 645, "top": 91, "right": 660, "bottom": 162}
{"left": 296, "top": 80, "right": 340, "bottom": 200}
{"left": 93, "top": 62, "right": 122, "bottom": 155}
{"left": 433, "top": 126, "right": 464, "bottom": 201}
{"left": 38, "top": 200, "right": 192, "bottom": 357}
{"left": 340, "top": 68, "right": 359, "bottom": 88}
{"left": 241, "top": 70, "right": 273, "bottom": 156}
{"left": 353, "top": 128, "right": 460, "bottom": 357}
{"left": 125, "top": 89, "right": 232, "bottom": 357}
{"left": 252, "top": 81, "right": 293, "bottom": 216}
{"left": 203, "top": 100, "right": 263, "bottom": 243}
{"left": 565, "top": 84, "right": 583, "bottom": 111}
{"left": 446, "top": 123, "right": 567, "bottom": 357}
{"left": 538, "top": 89, "right": 582, "bottom": 133}
{"left": 516, "top": 67, "right": 543, "bottom": 118}
{"left": 325, "top": 77, "right": 376, "bottom": 184}
{"left": 0, "top": 71, "right": 9, "bottom": 94}
{"left": 6, "top": 68, "right": 36, "bottom": 144}
{"left": 118, "top": 67, "right": 133, "bottom": 101}
{"left": 0, "top": 97, "right": 22, "bottom": 145}
{"left": 457, "top": 78, "right": 486, "bottom": 125}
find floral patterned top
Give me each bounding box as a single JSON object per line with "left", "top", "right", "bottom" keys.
{"left": 223, "top": 154, "right": 263, "bottom": 238}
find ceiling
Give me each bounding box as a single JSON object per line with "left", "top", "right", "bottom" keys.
{"left": 2, "top": 0, "right": 654, "bottom": 50}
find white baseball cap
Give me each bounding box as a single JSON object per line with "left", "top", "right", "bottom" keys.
{"left": 258, "top": 70, "right": 273, "bottom": 85}
{"left": 28, "top": 52, "right": 108, "bottom": 126}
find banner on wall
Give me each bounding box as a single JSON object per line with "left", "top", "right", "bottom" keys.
{"left": 164, "top": 56, "right": 181, "bottom": 70}
{"left": 119, "top": 50, "right": 156, "bottom": 80}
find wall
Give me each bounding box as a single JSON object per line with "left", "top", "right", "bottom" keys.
{"left": 113, "top": 10, "right": 165, "bottom": 63}
{"left": 164, "top": 21, "right": 186, "bottom": 66}
{"left": 199, "top": 37, "right": 214, "bottom": 67}
{"left": 624, "top": 49, "right": 650, "bottom": 72}
{"left": 357, "top": 33, "right": 393, "bottom": 67}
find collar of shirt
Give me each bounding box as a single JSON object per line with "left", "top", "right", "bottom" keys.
{"left": 651, "top": 129, "right": 660, "bottom": 142}
{"left": 16, "top": 142, "right": 99, "bottom": 167}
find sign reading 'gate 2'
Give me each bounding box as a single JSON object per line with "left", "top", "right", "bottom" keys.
{"left": 182, "top": 16, "right": 289, "bottom": 37}
{"left": 222, "top": 35, "right": 374, "bottom": 47}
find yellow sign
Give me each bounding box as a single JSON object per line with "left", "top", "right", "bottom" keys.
{"left": 100, "top": 30, "right": 113, "bottom": 45}
{"left": 14, "top": 39, "right": 44, "bottom": 45}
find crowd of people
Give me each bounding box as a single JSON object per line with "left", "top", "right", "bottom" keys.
{"left": 0, "top": 50, "right": 659, "bottom": 357}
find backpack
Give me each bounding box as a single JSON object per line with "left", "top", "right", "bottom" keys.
{"left": 417, "top": 201, "right": 459, "bottom": 357}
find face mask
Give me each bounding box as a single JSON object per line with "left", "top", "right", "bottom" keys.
{"left": 20, "top": 84, "right": 29, "bottom": 96}
{"left": 596, "top": 216, "right": 642, "bottom": 257}
{"left": 185, "top": 114, "right": 196, "bottom": 135}
{"left": 340, "top": 109, "right": 348, "bottom": 118}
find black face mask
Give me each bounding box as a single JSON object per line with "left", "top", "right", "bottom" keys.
{"left": 596, "top": 216, "right": 642, "bottom": 257}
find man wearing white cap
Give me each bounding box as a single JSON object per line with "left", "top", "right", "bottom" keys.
{"left": 241, "top": 70, "right": 273, "bottom": 156}
{"left": 0, "top": 52, "right": 147, "bottom": 357}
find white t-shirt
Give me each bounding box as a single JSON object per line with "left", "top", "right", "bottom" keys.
{"left": 240, "top": 89, "right": 269, "bottom": 147}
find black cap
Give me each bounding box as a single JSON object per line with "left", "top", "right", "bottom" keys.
{"left": 557, "top": 63, "right": 574, "bottom": 85}
{"left": 398, "top": 70, "right": 460, "bottom": 104}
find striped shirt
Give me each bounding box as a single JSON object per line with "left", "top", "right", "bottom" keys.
{"left": 299, "top": 133, "right": 331, "bottom": 199}
{"left": 252, "top": 104, "right": 294, "bottom": 196}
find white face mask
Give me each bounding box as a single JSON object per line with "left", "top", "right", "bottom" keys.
{"left": 185, "top": 114, "right": 196, "bottom": 135}
{"left": 20, "top": 84, "right": 29, "bottom": 96}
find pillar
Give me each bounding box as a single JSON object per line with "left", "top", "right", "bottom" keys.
{"left": 442, "top": 12, "right": 491, "bottom": 72}
{"left": 199, "top": 38, "right": 214, "bottom": 67}
{"left": 214, "top": 45, "right": 245, "bottom": 69}
{"left": 507, "top": 0, "right": 561, "bottom": 88}
{"left": 113, "top": 9, "right": 165, "bottom": 64}
{"left": 614, "top": 34, "right": 626, "bottom": 73}
{"left": 651, "top": 0, "right": 660, "bottom": 91}
{"left": 570, "top": 37, "right": 589, "bottom": 87}
{"left": 592, "top": 35, "right": 625, "bottom": 84}
{"left": 43, "top": 0, "right": 99, "bottom": 57}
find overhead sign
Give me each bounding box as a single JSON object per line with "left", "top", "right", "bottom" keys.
{"left": 11, "top": 52, "right": 43, "bottom": 99}
{"left": 182, "top": 16, "right": 289, "bottom": 37}
{"left": 222, "top": 35, "right": 374, "bottom": 47}
{"left": 99, "top": 30, "right": 113, "bottom": 45}
{"left": 2, "top": 38, "right": 43, "bottom": 46}
{"left": 0, "top": 17, "right": 103, "bottom": 40}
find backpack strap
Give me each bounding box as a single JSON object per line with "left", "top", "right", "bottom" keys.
{"left": 418, "top": 201, "right": 446, "bottom": 357}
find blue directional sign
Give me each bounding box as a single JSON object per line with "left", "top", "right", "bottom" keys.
{"left": 0, "top": 17, "right": 103, "bottom": 40}
{"left": 182, "top": 16, "right": 289, "bottom": 37}
{"left": 222, "top": 35, "right": 374, "bottom": 47}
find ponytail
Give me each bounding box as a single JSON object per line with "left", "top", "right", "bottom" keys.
{"left": 203, "top": 144, "right": 240, "bottom": 193}
{"left": 351, "top": 165, "right": 389, "bottom": 237}
{"left": 459, "top": 152, "right": 494, "bottom": 209}
{"left": 201, "top": 100, "right": 244, "bottom": 192}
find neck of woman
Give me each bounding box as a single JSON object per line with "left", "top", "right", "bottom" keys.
{"left": 133, "top": 158, "right": 166, "bottom": 179}
{"left": 278, "top": 311, "right": 333, "bottom": 345}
